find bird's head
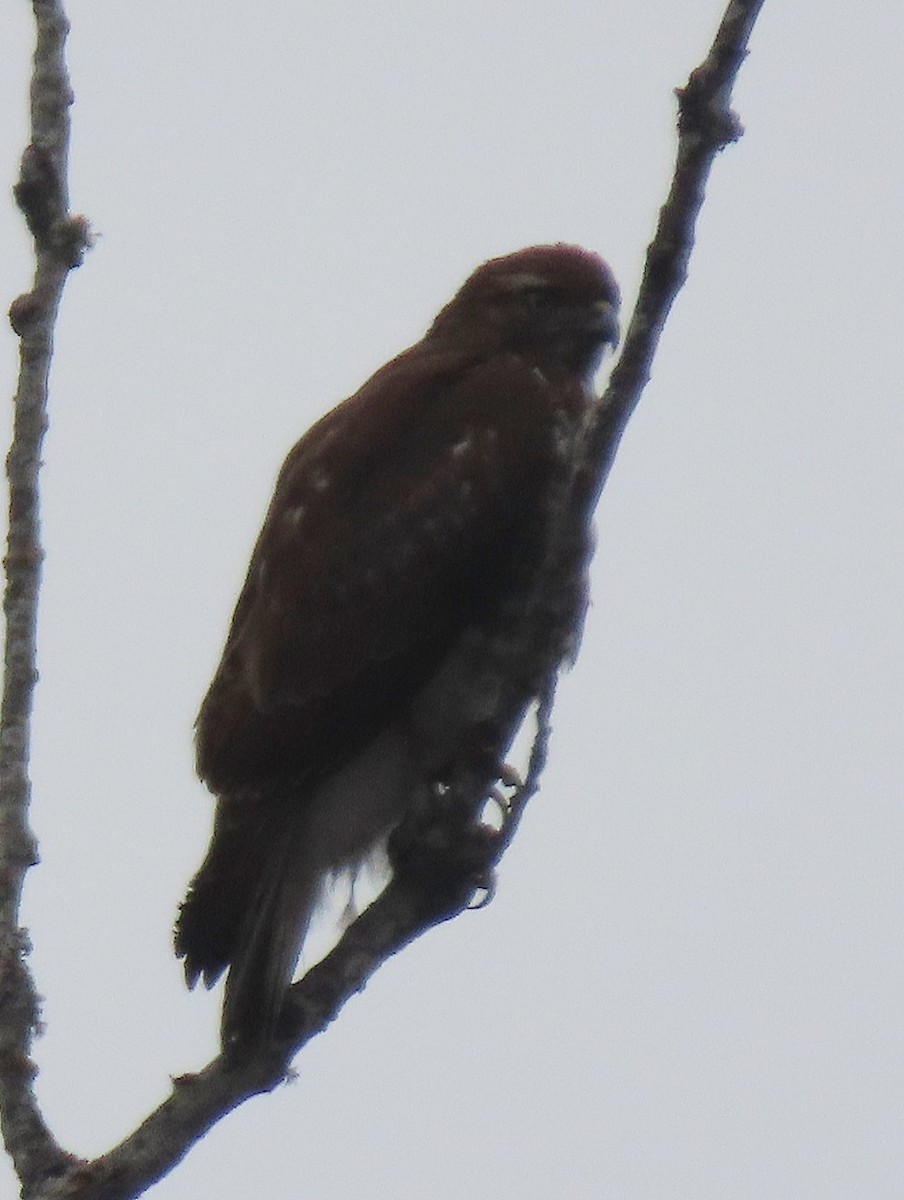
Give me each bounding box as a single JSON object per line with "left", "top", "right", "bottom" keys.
{"left": 428, "top": 244, "right": 620, "bottom": 381}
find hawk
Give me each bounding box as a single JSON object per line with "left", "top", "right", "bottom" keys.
{"left": 175, "top": 244, "right": 620, "bottom": 1046}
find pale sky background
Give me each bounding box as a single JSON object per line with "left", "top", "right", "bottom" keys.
{"left": 1, "top": 2, "right": 902, "bottom": 1198}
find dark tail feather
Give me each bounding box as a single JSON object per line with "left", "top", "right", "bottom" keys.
{"left": 175, "top": 796, "right": 321, "bottom": 1048}
{"left": 220, "top": 820, "right": 321, "bottom": 1047}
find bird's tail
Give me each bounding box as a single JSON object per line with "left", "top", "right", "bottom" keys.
{"left": 175, "top": 795, "right": 320, "bottom": 1048}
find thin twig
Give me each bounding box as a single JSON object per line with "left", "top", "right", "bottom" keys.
{"left": 579, "top": 0, "right": 767, "bottom": 512}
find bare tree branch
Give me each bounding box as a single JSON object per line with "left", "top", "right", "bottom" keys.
{"left": 0, "top": 2, "right": 90, "bottom": 1197}
{"left": 582, "top": 0, "right": 766, "bottom": 512}
{"left": 0, "top": 1, "right": 766, "bottom": 1197}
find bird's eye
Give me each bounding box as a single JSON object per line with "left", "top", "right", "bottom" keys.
{"left": 519, "top": 287, "right": 556, "bottom": 313}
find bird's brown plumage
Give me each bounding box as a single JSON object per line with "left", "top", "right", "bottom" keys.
{"left": 175, "top": 244, "right": 620, "bottom": 1046}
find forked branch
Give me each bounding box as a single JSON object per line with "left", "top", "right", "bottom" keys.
{"left": 0, "top": 2, "right": 766, "bottom": 1197}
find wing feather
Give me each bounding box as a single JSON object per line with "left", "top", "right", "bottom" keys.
{"left": 196, "top": 344, "right": 581, "bottom": 794}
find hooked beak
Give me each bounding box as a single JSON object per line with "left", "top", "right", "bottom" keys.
{"left": 590, "top": 297, "right": 620, "bottom": 352}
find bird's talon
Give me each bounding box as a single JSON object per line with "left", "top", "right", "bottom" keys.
{"left": 468, "top": 871, "right": 497, "bottom": 909}
{"left": 499, "top": 762, "right": 523, "bottom": 789}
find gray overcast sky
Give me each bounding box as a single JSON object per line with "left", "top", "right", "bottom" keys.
{"left": 2, "top": 2, "right": 903, "bottom": 1197}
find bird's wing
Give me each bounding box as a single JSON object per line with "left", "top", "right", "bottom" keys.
{"left": 195, "top": 344, "right": 577, "bottom": 793}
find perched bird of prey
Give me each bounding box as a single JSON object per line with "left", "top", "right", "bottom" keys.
{"left": 175, "top": 244, "right": 620, "bottom": 1046}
